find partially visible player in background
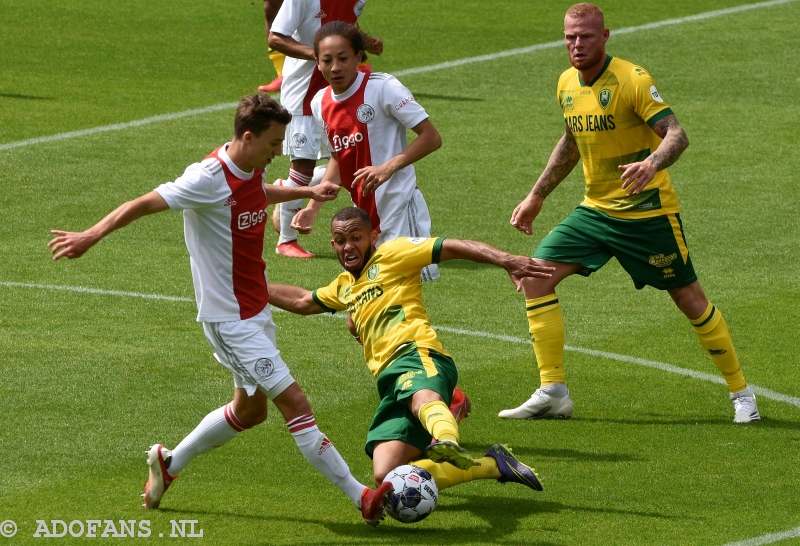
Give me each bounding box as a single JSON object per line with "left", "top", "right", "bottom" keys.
{"left": 268, "top": 0, "right": 383, "bottom": 258}
{"left": 293, "top": 22, "right": 442, "bottom": 281}
{"left": 269, "top": 206, "right": 553, "bottom": 494}
{"left": 502, "top": 3, "right": 760, "bottom": 424}
{"left": 257, "top": 0, "right": 286, "bottom": 94}
{"left": 48, "top": 93, "right": 393, "bottom": 526}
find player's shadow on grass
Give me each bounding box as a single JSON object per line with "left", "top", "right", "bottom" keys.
{"left": 462, "top": 444, "right": 645, "bottom": 464}
{"left": 571, "top": 415, "right": 799, "bottom": 428}
{"left": 0, "top": 92, "right": 56, "bottom": 101}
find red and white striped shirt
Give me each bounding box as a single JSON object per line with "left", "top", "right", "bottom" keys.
{"left": 272, "top": 0, "right": 366, "bottom": 116}
{"left": 155, "top": 144, "right": 270, "bottom": 322}
{"left": 312, "top": 71, "right": 429, "bottom": 233}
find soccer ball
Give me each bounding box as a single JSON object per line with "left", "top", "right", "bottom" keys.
{"left": 382, "top": 464, "right": 438, "bottom": 523}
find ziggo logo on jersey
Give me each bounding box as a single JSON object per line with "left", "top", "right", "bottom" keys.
{"left": 238, "top": 208, "right": 267, "bottom": 230}
{"left": 331, "top": 132, "right": 363, "bottom": 152}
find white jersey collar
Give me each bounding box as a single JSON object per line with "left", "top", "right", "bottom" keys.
{"left": 218, "top": 143, "right": 254, "bottom": 179}
{"left": 332, "top": 71, "right": 366, "bottom": 102}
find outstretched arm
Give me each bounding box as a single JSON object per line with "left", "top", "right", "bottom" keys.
{"left": 48, "top": 191, "right": 169, "bottom": 260}
{"left": 269, "top": 283, "right": 328, "bottom": 315}
{"left": 438, "top": 239, "right": 555, "bottom": 292}
{"left": 619, "top": 114, "right": 689, "bottom": 195}
{"left": 511, "top": 126, "right": 581, "bottom": 235}
{"left": 354, "top": 119, "right": 441, "bottom": 196}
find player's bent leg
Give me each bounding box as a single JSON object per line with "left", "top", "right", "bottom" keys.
{"left": 670, "top": 282, "right": 759, "bottom": 422}
{"left": 142, "top": 388, "right": 260, "bottom": 509}
{"left": 276, "top": 161, "right": 316, "bottom": 257}
{"left": 412, "top": 445, "right": 543, "bottom": 491}
{"left": 500, "top": 264, "right": 579, "bottom": 419}
{"left": 231, "top": 387, "right": 269, "bottom": 427}
{"left": 274, "top": 383, "right": 385, "bottom": 524}
{"left": 166, "top": 397, "right": 255, "bottom": 481}
{"left": 372, "top": 440, "right": 424, "bottom": 485}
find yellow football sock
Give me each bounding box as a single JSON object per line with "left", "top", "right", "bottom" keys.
{"left": 412, "top": 457, "right": 500, "bottom": 490}
{"left": 526, "top": 294, "right": 566, "bottom": 385}
{"left": 418, "top": 401, "right": 459, "bottom": 444}
{"left": 690, "top": 302, "right": 746, "bottom": 393}
{"left": 268, "top": 48, "right": 285, "bottom": 77}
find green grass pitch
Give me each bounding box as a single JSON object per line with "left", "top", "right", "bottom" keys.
{"left": 1, "top": 0, "right": 799, "bottom": 544}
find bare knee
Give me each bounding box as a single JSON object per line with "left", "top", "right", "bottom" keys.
{"left": 232, "top": 388, "right": 269, "bottom": 427}
{"left": 668, "top": 281, "right": 709, "bottom": 320}
{"left": 234, "top": 402, "right": 268, "bottom": 427}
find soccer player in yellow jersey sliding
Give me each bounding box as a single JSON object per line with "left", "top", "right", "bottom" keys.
{"left": 503, "top": 3, "right": 760, "bottom": 423}
{"left": 269, "top": 206, "right": 554, "bottom": 507}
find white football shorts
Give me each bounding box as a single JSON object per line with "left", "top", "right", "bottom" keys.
{"left": 203, "top": 306, "right": 295, "bottom": 398}
{"left": 376, "top": 188, "right": 439, "bottom": 281}
{"left": 283, "top": 115, "right": 331, "bottom": 161}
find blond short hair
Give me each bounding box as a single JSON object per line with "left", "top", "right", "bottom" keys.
{"left": 566, "top": 3, "right": 605, "bottom": 24}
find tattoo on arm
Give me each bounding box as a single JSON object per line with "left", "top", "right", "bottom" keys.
{"left": 649, "top": 114, "right": 689, "bottom": 171}
{"left": 532, "top": 130, "right": 581, "bottom": 198}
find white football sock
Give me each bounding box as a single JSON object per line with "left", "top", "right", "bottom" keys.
{"left": 287, "top": 413, "right": 366, "bottom": 506}
{"left": 169, "top": 403, "right": 247, "bottom": 475}
{"left": 277, "top": 169, "right": 313, "bottom": 245}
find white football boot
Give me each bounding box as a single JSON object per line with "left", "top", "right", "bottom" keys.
{"left": 498, "top": 383, "right": 573, "bottom": 419}
{"left": 730, "top": 387, "right": 761, "bottom": 423}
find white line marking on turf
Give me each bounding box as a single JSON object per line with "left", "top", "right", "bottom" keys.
{"left": 0, "top": 102, "right": 238, "bottom": 152}
{"left": 0, "top": 281, "right": 194, "bottom": 302}
{"left": 3, "top": 280, "right": 799, "bottom": 410}
{"left": 1, "top": 0, "right": 795, "bottom": 152}
{"left": 395, "top": 0, "right": 797, "bottom": 78}
{"left": 722, "top": 526, "right": 800, "bottom": 546}
{"left": 433, "top": 325, "right": 800, "bottom": 409}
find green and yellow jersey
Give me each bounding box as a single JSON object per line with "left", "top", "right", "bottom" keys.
{"left": 557, "top": 55, "right": 680, "bottom": 218}
{"left": 312, "top": 237, "right": 449, "bottom": 377}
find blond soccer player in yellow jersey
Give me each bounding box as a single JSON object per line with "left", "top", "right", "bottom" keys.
{"left": 269, "top": 206, "right": 554, "bottom": 502}
{"left": 503, "top": 2, "right": 760, "bottom": 424}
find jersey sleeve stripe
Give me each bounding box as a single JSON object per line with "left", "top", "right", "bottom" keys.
{"left": 646, "top": 107, "right": 674, "bottom": 127}
{"left": 431, "top": 237, "right": 445, "bottom": 264}
{"left": 311, "top": 289, "right": 339, "bottom": 313}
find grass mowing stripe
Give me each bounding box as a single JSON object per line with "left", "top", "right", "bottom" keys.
{"left": 0, "top": 0, "right": 795, "bottom": 153}
{"left": 4, "top": 281, "right": 799, "bottom": 410}
{"left": 721, "top": 525, "right": 800, "bottom": 546}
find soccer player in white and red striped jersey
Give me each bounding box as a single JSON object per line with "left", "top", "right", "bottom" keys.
{"left": 48, "top": 93, "right": 394, "bottom": 526}
{"left": 292, "top": 21, "right": 442, "bottom": 281}
{"left": 268, "top": 0, "right": 383, "bottom": 258}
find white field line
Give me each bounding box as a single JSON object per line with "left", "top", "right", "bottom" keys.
{"left": 3, "top": 280, "right": 799, "bottom": 411}
{"left": 1, "top": 0, "right": 795, "bottom": 153}
{"left": 393, "top": 0, "right": 797, "bottom": 77}
{"left": 0, "top": 102, "right": 238, "bottom": 152}
{"left": 0, "top": 281, "right": 194, "bottom": 303}
{"left": 722, "top": 526, "right": 800, "bottom": 546}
